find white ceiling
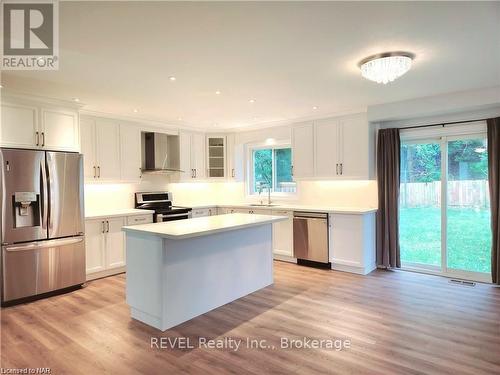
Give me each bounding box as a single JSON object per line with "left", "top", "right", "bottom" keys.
{"left": 3, "top": 1, "right": 500, "bottom": 130}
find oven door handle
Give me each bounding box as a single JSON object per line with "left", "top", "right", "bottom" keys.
{"left": 157, "top": 213, "right": 189, "bottom": 219}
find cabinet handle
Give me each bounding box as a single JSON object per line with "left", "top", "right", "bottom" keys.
{"left": 93, "top": 166, "right": 96, "bottom": 178}
{"left": 232, "top": 168, "right": 235, "bottom": 178}
{"left": 340, "top": 163, "right": 343, "bottom": 175}
{"left": 336, "top": 164, "right": 339, "bottom": 175}
{"left": 41, "top": 132, "right": 45, "bottom": 147}
{"left": 291, "top": 165, "right": 294, "bottom": 176}
{"left": 194, "top": 169, "right": 197, "bottom": 178}
{"left": 35, "top": 131, "right": 39, "bottom": 146}
{"left": 97, "top": 166, "right": 101, "bottom": 178}
{"left": 106, "top": 220, "right": 110, "bottom": 233}
{"left": 102, "top": 221, "right": 105, "bottom": 233}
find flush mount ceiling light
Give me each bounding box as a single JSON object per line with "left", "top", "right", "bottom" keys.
{"left": 359, "top": 52, "right": 414, "bottom": 84}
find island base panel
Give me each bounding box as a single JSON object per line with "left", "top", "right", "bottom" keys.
{"left": 126, "top": 224, "right": 273, "bottom": 331}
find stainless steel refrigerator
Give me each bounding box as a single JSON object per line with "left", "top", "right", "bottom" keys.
{"left": 0, "top": 148, "right": 85, "bottom": 304}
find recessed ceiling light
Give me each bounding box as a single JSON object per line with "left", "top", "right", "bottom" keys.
{"left": 249, "top": 99, "right": 256, "bottom": 103}
{"left": 215, "top": 90, "right": 221, "bottom": 95}
{"left": 0, "top": 84, "right": 3, "bottom": 88}
{"left": 359, "top": 52, "right": 414, "bottom": 84}
{"left": 133, "top": 109, "right": 138, "bottom": 113}
{"left": 177, "top": 117, "right": 183, "bottom": 121}
{"left": 169, "top": 76, "right": 176, "bottom": 81}
{"left": 72, "top": 97, "right": 80, "bottom": 102}
{"left": 312, "top": 106, "right": 318, "bottom": 110}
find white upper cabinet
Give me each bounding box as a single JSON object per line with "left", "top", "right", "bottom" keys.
{"left": 292, "top": 113, "right": 374, "bottom": 180}
{"left": 179, "top": 131, "right": 193, "bottom": 180}
{"left": 178, "top": 131, "right": 206, "bottom": 180}
{"left": 192, "top": 132, "right": 206, "bottom": 179}
{"left": 40, "top": 109, "right": 79, "bottom": 151}
{"left": 80, "top": 117, "right": 97, "bottom": 179}
{"left": 338, "top": 113, "right": 372, "bottom": 179}
{"left": 80, "top": 115, "right": 121, "bottom": 181}
{"left": 314, "top": 119, "right": 339, "bottom": 178}
{"left": 291, "top": 122, "right": 315, "bottom": 179}
{"left": 0, "top": 95, "right": 80, "bottom": 152}
{"left": 119, "top": 124, "right": 141, "bottom": 181}
{"left": 223, "top": 133, "right": 244, "bottom": 182}
{"left": 0, "top": 102, "right": 38, "bottom": 148}
{"left": 226, "top": 133, "right": 236, "bottom": 179}
{"left": 96, "top": 118, "right": 121, "bottom": 181}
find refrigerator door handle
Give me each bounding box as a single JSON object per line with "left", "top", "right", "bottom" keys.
{"left": 4, "top": 236, "right": 84, "bottom": 252}
{"left": 40, "top": 157, "right": 48, "bottom": 230}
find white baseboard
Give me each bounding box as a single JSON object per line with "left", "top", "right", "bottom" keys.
{"left": 273, "top": 254, "right": 297, "bottom": 263}
{"left": 331, "top": 262, "right": 376, "bottom": 275}
{"left": 86, "top": 267, "right": 126, "bottom": 281}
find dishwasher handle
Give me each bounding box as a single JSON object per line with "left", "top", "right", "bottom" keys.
{"left": 293, "top": 211, "right": 328, "bottom": 219}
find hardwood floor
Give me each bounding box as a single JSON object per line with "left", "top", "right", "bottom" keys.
{"left": 1, "top": 261, "right": 500, "bottom": 374}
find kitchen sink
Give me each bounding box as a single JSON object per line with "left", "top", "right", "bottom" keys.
{"left": 248, "top": 204, "right": 280, "bottom": 207}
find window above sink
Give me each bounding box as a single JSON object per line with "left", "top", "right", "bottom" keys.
{"left": 247, "top": 140, "right": 297, "bottom": 198}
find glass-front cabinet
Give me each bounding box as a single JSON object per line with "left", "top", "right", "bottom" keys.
{"left": 206, "top": 135, "right": 226, "bottom": 178}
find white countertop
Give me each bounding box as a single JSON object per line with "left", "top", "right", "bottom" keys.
{"left": 122, "top": 213, "right": 287, "bottom": 240}
{"left": 85, "top": 208, "right": 155, "bottom": 220}
{"left": 177, "top": 203, "right": 377, "bottom": 214}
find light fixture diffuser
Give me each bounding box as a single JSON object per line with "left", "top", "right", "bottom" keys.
{"left": 359, "top": 52, "right": 414, "bottom": 84}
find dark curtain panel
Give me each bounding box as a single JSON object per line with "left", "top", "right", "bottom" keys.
{"left": 376, "top": 128, "right": 401, "bottom": 268}
{"left": 487, "top": 117, "right": 500, "bottom": 284}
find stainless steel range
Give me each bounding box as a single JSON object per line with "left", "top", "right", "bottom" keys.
{"left": 0, "top": 148, "right": 85, "bottom": 305}
{"left": 135, "top": 192, "right": 192, "bottom": 222}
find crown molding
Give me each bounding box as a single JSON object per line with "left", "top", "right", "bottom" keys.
{"left": 1, "top": 89, "right": 85, "bottom": 109}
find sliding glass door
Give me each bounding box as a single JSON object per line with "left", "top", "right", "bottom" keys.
{"left": 399, "top": 130, "right": 491, "bottom": 282}
{"left": 400, "top": 140, "right": 442, "bottom": 270}
{"left": 446, "top": 137, "right": 491, "bottom": 278}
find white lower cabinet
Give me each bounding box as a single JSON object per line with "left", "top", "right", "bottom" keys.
{"left": 329, "top": 213, "right": 376, "bottom": 275}
{"left": 271, "top": 210, "right": 294, "bottom": 258}
{"left": 85, "top": 219, "right": 106, "bottom": 275}
{"left": 104, "top": 217, "right": 126, "bottom": 269}
{"left": 221, "top": 207, "right": 295, "bottom": 261}
{"left": 85, "top": 214, "right": 153, "bottom": 280}
{"left": 191, "top": 207, "right": 215, "bottom": 217}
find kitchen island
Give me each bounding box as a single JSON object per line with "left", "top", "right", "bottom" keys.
{"left": 122, "top": 213, "right": 286, "bottom": 331}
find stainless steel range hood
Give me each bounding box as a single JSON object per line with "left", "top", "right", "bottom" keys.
{"left": 141, "top": 132, "right": 182, "bottom": 174}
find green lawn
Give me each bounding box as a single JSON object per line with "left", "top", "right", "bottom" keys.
{"left": 399, "top": 207, "right": 492, "bottom": 273}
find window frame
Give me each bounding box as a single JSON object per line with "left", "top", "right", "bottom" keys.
{"left": 246, "top": 140, "right": 297, "bottom": 198}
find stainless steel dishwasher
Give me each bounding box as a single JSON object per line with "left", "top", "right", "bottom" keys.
{"left": 293, "top": 211, "right": 330, "bottom": 267}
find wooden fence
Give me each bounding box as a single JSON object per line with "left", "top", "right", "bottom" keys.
{"left": 400, "top": 180, "right": 490, "bottom": 208}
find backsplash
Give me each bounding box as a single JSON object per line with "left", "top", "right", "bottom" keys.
{"left": 85, "top": 178, "right": 378, "bottom": 213}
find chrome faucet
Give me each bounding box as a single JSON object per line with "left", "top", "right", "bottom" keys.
{"left": 257, "top": 184, "right": 264, "bottom": 205}
{"left": 257, "top": 183, "right": 271, "bottom": 205}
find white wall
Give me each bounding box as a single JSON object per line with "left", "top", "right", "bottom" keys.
{"left": 369, "top": 85, "right": 500, "bottom": 126}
